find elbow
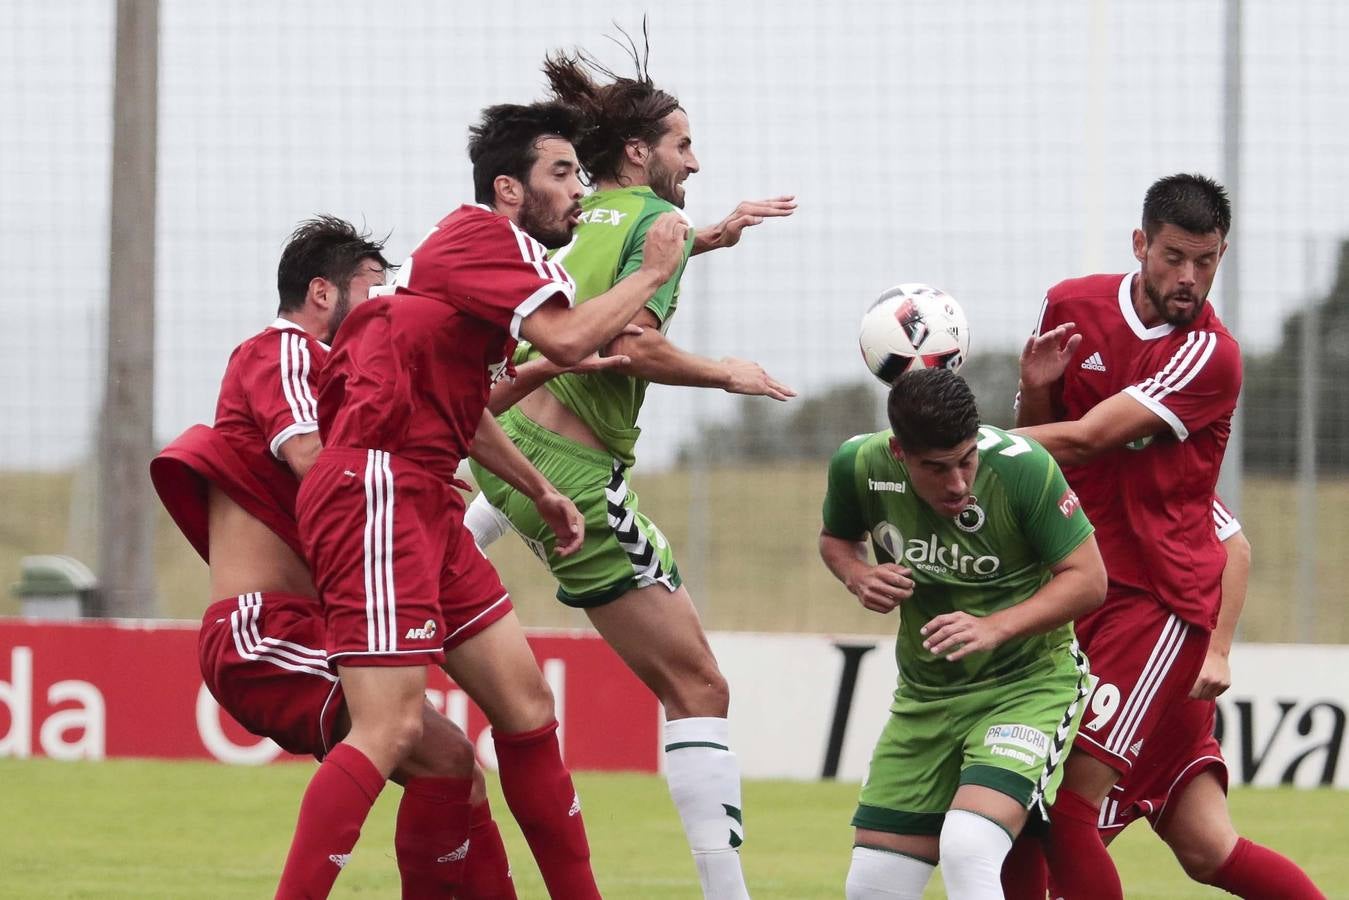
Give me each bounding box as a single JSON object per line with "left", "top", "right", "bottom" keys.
{"left": 1081, "top": 566, "right": 1108, "bottom": 613}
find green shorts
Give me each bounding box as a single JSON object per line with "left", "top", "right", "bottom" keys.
{"left": 469, "top": 408, "right": 681, "bottom": 608}
{"left": 853, "top": 641, "right": 1090, "bottom": 836}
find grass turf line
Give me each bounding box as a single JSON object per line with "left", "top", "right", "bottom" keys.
{"left": 0, "top": 758, "right": 1342, "bottom": 898}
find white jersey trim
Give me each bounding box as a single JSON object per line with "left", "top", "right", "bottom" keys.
{"left": 511, "top": 281, "right": 576, "bottom": 341}
{"left": 1213, "top": 500, "right": 1241, "bottom": 540}
{"left": 363, "top": 449, "right": 399, "bottom": 654}
{"left": 1117, "top": 273, "right": 1176, "bottom": 341}
{"left": 444, "top": 593, "right": 511, "bottom": 644}
{"left": 270, "top": 421, "right": 319, "bottom": 459}
{"left": 1122, "top": 386, "right": 1188, "bottom": 441}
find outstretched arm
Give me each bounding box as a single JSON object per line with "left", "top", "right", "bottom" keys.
{"left": 486, "top": 324, "right": 644, "bottom": 416}
{"left": 692, "top": 195, "right": 796, "bottom": 256}
{"left": 1016, "top": 392, "right": 1168, "bottom": 468}
{"left": 603, "top": 309, "right": 796, "bottom": 400}
{"left": 520, "top": 213, "right": 688, "bottom": 366}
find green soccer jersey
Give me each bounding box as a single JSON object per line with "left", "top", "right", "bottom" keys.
{"left": 514, "top": 185, "right": 695, "bottom": 468}
{"left": 822, "top": 426, "right": 1093, "bottom": 698}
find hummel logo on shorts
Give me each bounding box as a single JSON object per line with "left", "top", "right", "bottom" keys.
{"left": 329, "top": 853, "right": 352, "bottom": 869}
{"left": 1081, "top": 352, "right": 1107, "bottom": 372}
{"left": 437, "top": 839, "right": 470, "bottom": 863}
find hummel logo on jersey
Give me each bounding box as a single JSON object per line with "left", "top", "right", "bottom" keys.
{"left": 438, "top": 839, "right": 470, "bottom": 863}
{"left": 1129, "top": 739, "right": 1144, "bottom": 756}
{"left": 1080, "top": 352, "right": 1107, "bottom": 372}
{"left": 578, "top": 208, "right": 628, "bottom": 226}
{"left": 329, "top": 853, "right": 352, "bottom": 869}
{"left": 868, "top": 478, "right": 906, "bottom": 494}
{"left": 568, "top": 792, "right": 582, "bottom": 817}
{"left": 405, "top": 618, "right": 438, "bottom": 641}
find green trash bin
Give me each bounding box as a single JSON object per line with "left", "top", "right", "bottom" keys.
{"left": 12, "top": 555, "right": 98, "bottom": 619}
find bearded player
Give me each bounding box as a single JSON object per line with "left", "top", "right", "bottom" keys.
{"left": 151, "top": 216, "right": 518, "bottom": 897}
{"left": 1005, "top": 174, "right": 1322, "bottom": 898}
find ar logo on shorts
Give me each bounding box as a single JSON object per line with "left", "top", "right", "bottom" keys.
{"left": 405, "top": 619, "right": 437, "bottom": 641}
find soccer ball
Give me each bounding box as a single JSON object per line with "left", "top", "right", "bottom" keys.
{"left": 858, "top": 283, "right": 970, "bottom": 384}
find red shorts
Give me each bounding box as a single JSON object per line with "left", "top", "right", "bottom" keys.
{"left": 1098, "top": 697, "right": 1227, "bottom": 833}
{"left": 298, "top": 447, "right": 512, "bottom": 667}
{"left": 1072, "top": 592, "right": 1210, "bottom": 773}
{"left": 198, "top": 592, "right": 344, "bottom": 758}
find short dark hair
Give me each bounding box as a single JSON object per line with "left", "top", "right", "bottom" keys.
{"left": 1142, "top": 173, "right": 1232, "bottom": 239}
{"left": 542, "top": 27, "right": 680, "bottom": 184}
{"left": 276, "top": 216, "right": 391, "bottom": 313}
{"left": 887, "top": 369, "right": 981, "bottom": 453}
{"left": 467, "top": 102, "right": 586, "bottom": 205}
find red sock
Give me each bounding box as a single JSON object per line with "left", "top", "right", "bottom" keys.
{"left": 1042, "top": 790, "right": 1122, "bottom": 900}
{"left": 1001, "top": 831, "right": 1048, "bottom": 899}
{"left": 394, "top": 776, "right": 473, "bottom": 899}
{"left": 276, "top": 743, "right": 385, "bottom": 900}
{"left": 1205, "top": 837, "right": 1326, "bottom": 899}
{"left": 460, "top": 797, "right": 518, "bottom": 899}
{"left": 493, "top": 721, "right": 601, "bottom": 900}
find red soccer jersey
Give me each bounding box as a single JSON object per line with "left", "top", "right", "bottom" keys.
{"left": 1034, "top": 272, "right": 1242, "bottom": 628}
{"left": 212, "top": 318, "right": 329, "bottom": 524}
{"left": 152, "top": 319, "right": 326, "bottom": 558}
{"left": 317, "top": 204, "right": 574, "bottom": 482}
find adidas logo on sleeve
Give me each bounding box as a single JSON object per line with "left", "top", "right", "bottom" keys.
{"left": 1080, "top": 352, "right": 1107, "bottom": 372}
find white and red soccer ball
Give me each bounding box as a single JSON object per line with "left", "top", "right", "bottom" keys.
{"left": 858, "top": 283, "right": 970, "bottom": 384}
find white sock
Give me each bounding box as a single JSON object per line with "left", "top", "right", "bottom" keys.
{"left": 938, "top": 809, "right": 1014, "bottom": 899}
{"left": 464, "top": 492, "right": 512, "bottom": 548}
{"left": 664, "top": 717, "right": 749, "bottom": 899}
{"left": 845, "top": 846, "right": 934, "bottom": 899}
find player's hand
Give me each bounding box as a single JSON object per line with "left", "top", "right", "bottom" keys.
{"left": 846, "top": 563, "right": 914, "bottom": 614}
{"left": 694, "top": 195, "right": 797, "bottom": 254}
{"left": 1019, "top": 322, "right": 1082, "bottom": 390}
{"left": 720, "top": 357, "right": 797, "bottom": 402}
{"left": 536, "top": 490, "right": 585, "bottom": 557}
{"left": 920, "top": 611, "right": 1009, "bottom": 661}
{"left": 639, "top": 212, "right": 691, "bottom": 283}
{"left": 1189, "top": 647, "right": 1232, "bottom": 700}
{"left": 565, "top": 325, "right": 643, "bottom": 374}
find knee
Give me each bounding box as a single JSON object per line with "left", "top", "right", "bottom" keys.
{"left": 384, "top": 708, "right": 426, "bottom": 762}
{"left": 1172, "top": 838, "right": 1232, "bottom": 883}
{"left": 409, "top": 716, "right": 477, "bottom": 778}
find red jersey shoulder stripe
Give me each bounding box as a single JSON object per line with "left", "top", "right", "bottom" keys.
{"left": 1137, "top": 331, "right": 1219, "bottom": 402}
{"left": 278, "top": 331, "right": 318, "bottom": 425}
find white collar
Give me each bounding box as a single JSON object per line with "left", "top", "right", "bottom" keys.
{"left": 1118, "top": 273, "right": 1175, "bottom": 341}
{"left": 268, "top": 317, "right": 330, "bottom": 351}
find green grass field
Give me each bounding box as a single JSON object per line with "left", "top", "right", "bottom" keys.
{"left": 1, "top": 759, "right": 1342, "bottom": 898}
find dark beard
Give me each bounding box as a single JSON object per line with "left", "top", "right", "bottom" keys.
{"left": 648, "top": 159, "right": 683, "bottom": 208}
{"left": 326, "top": 287, "right": 351, "bottom": 343}
{"left": 518, "top": 189, "right": 573, "bottom": 249}
{"left": 1143, "top": 276, "right": 1201, "bottom": 326}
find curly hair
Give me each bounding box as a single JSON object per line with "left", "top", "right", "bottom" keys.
{"left": 542, "top": 24, "right": 680, "bottom": 185}
{"left": 276, "top": 216, "right": 391, "bottom": 313}
{"left": 467, "top": 101, "right": 586, "bottom": 205}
